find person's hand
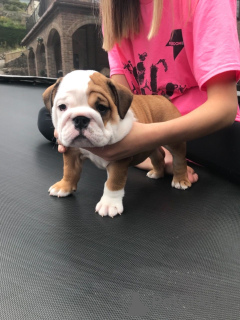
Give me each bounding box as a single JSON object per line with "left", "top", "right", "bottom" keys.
{"left": 83, "top": 122, "right": 198, "bottom": 184}
{"left": 54, "top": 129, "right": 67, "bottom": 153}
{"left": 84, "top": 122, "right": 152, "bottom": 161}
{"left": 54, "top": 122, "right": 149, "bottom": 158}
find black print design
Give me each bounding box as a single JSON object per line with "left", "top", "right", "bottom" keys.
{"left": 150, "top": 59, "right": 168, "bottom": 94}
{"left": 178, "top": 85, "right": 187, "bottom": 94}
{"left": 136, "top": 52, "right": 147, "bottom": 85}
{"left": 165, "top": 83, "right": 186, "bottom": 97}
{"left": 156, "top": 59, "right": 168, "bottom": 72}
{"left": 165, "top": 83, "right": 178, "bottom": 96}
{"left": 123, "top": 47, "right": 186, "bottom": 97}
{"left": 131, "top": 82, "right": 138, "bottom": 94}
{"left": 140, "top": 80, "right": 151, "bottom": 95}
{"left": 166, "top": 29, "right": 184, "bottom": 60}
{"left": 123, "top": 60, "right": 134, "bottom": 74}
{"left": 123, "top": 53, "right": 148, "bottom": 86}
{"left": 150, "top": 64, "right": 158, "bottom": 94}
{"left": 123, "top": 53, "right": 168, "bottom": 94}
{"left": 123, "top": 61, "right": 139, "bottom": 86}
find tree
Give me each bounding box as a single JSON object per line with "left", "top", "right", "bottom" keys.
{"left": 0, "top": 0, "right": 27, "bottom": 48}
{"left": 0, "top": 0, "right": 27, "bottom": 11}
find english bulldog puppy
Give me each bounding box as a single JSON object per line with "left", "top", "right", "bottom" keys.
{"left": 43, "top": 70, "right": 191, "bottom": 217}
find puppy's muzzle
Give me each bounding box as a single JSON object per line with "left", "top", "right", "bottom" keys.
{"left": 73, "top": 116, "right": 90, "bottom": 130}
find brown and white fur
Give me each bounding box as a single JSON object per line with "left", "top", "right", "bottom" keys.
{"left": 43, "top": 70, "right": 191, "bottom": 218}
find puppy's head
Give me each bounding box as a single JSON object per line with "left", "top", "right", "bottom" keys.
{"left": 43, "top": 70, "right": 134, "bottom": 148}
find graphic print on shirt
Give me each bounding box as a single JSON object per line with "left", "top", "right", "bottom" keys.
{"left": 165, "top": 83, "right": 186, "bottom": 97}
{"left": 166, "top": 29, "right": 184, "bottom": 60}
{"left": 150, "top": 59, "right": 168, "bottom": 94}
{"left": 123, "top": 53, "right": 169, "bottom": 95}
{"left": 122, "top": 53, "right": 147, "bottom": 86}
{"left": 136, "top": 52, "right": 147, "bottom": 85}
{"left": 122, "top": 29, "right": 186, "bottom": 96}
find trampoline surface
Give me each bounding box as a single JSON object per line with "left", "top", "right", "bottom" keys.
{"left": 1, "top": 81, "right": 240, "bottom": 320}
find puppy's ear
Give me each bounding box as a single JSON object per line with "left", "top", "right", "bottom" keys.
{"left": 107, "top": 79, "right": 133, "bottom": 119}
{"left": 42, "top": 77, "right": 62, "bottom": 112}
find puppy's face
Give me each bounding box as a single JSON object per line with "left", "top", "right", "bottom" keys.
{"left": 43, "top": 70, "right": 134, "bottom": 148}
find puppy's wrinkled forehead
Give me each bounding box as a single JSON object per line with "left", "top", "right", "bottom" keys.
{"left": 87, "top": 72, "right": 122, "bottom": 115}
{"left": 88, "top": 71, "right": 133, "bottom": 120}
{"left": 55, "top": 70, "right": 95, "bottom": 105}
{"left": 88, "top": 72, "right": 110, "bottom": 91}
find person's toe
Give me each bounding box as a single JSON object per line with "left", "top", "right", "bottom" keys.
{"left": 187, "top": 166, "right": 198, "bottom": 183}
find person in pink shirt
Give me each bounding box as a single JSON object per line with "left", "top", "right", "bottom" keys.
{"left": 86, "top": 0, "right": 240, "bottom": 183}
{"left": 107, "top": 0, "right": 240, "bottom": 120}
{"left": 45, "top": 0, "right": 240, "bottom": 183}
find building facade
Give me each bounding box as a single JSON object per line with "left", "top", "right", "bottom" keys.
{"left": 21, "top": 0, "right": 240, "bottom": 79}
{"left": 22, "top": 0, "right": 109, "bottom": 78}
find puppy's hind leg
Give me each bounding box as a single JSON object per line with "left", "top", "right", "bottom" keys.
{"left": 165, "top": 142, "right": 191, "bottom": 190}
{"left": 147, "top": 147, "right": 165, "bottom": 179}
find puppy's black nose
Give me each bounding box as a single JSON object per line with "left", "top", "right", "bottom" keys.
{"left": 72, "top": 116, "right": 90, "bottom": 130}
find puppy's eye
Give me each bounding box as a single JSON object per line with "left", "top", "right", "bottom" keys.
{"left": 96, "top": 104, "right": 109, "bottom": 115}
{"left": 58, "top": 104, "right": 67, "bottom": 111}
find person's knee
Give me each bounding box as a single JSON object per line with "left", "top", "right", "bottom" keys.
{"left": 37, "top": 107, "right": 55, "bottom": 142}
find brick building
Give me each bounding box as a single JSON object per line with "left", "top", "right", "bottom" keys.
{"left": 22, "top": 0, "right": 240, "bottom": 79}
{"left": 21, "top": 0, "right": 109, "bottom": 78}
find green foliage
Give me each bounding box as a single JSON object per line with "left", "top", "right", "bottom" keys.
{"left": 0, "top": 16, "right": 25, "bottom": 28}
{"left": 0, "top": 24, "right": 26, "bottom": 48}
{"left": 0, "top": 0, "right": 27, "bottom": 10}
{"left": 3, "top": 2, "right": 27, "bottom": 12}
{"left": 0, "top": 0, "right": 27, "bottom": 48}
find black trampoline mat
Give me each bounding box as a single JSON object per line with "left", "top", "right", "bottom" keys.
{"left": 1, "top": 82, "right": 240, "bottom": 319}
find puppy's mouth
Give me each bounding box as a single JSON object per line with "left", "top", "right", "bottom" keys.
{"left": 71, "top": 132, "right": 94, "bottom": 148}
{"left": 72, "top": 132, "right": 86, "bottom": 143}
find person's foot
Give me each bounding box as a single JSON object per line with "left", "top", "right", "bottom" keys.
{"left": 136, "top": 148, "right": 198, "bottom": 184}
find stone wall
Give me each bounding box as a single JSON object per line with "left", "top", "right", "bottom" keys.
{"left": 5, "top": 50, "right": 28, "bottom": 64}
{"left": 3, "top": 53, "right": 28, "bottom": 75}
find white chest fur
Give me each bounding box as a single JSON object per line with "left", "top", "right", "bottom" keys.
{"left": 80, "top": 149, "right": 109, "bottom": 169}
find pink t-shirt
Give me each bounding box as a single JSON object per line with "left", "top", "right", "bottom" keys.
{"left": 108, "top": 0, "right": 240, "bottom": 121}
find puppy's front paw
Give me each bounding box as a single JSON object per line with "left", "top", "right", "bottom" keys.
{"left": 171, "top": 177, "right": 191, "bottom": 190}
{"left": 95, "top": 199, "right": 123, "bottom": 218}
{"left": 95, "top": 187, "right": 124, "bottom": 218}
{"left": 48, "top": 180, "right": 77, "bottom": 197}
